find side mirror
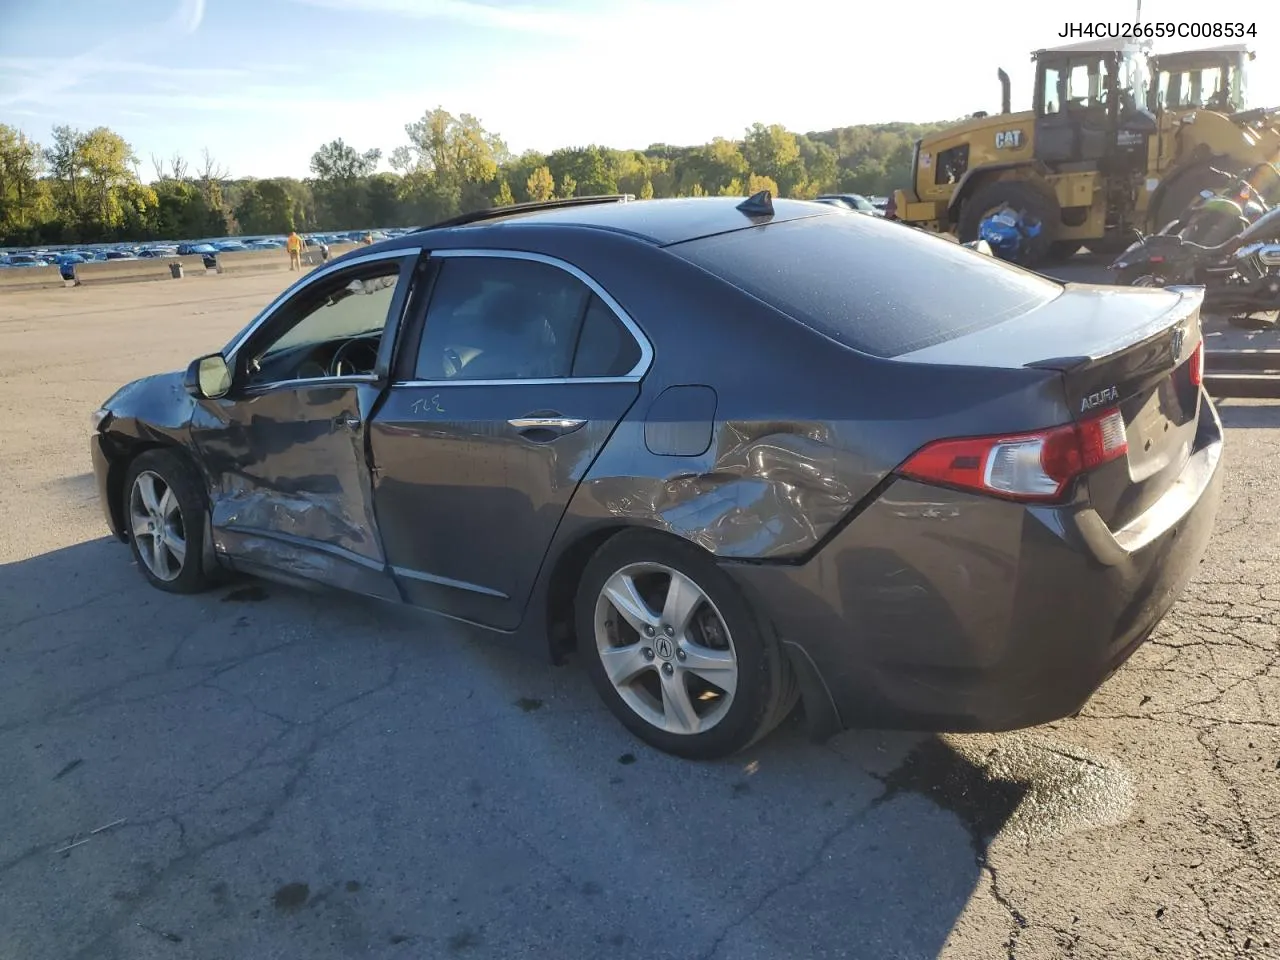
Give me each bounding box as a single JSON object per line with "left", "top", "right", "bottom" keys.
{"left": 184, "top": 353, "right": 232, "bottom": 399}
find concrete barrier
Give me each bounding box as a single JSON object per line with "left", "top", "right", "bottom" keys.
{"left": 215, "top": 248, "right": 295, "bottom": 275}
{"left": 175, "top": 254, "right": 216, "bottom": 275}
{"left": 310, "top": 242, "right": 361, "bottom": 264}
{"left": 75, "top": 258, "right": 174, "bottom": 285}
{"left": 0, "top": 266, "right": 67, "bottom": 292}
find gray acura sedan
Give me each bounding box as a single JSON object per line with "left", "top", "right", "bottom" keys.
{"left": 90, "top": 193, "right": 1223, "bottom": 760}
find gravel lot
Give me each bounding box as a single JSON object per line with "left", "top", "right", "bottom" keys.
{"left": 1, "top": 269, "right": 1278, "bottom": 960}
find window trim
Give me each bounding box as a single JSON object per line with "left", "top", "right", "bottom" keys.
{"left": 395, "top": 248, "right": 653, "bottom": 388}
{"left": 220, "top": 246, "right": 422, "bottom": 370}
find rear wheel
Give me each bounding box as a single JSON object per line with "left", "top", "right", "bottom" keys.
{"left": 576, "top": 529, "right": 797, "bottom": 760}
{"left": 958, "top": 180, "right": 1060, "bottom": 269}
{"left": 123, "top": 448, "right": 218, "bottom": 594}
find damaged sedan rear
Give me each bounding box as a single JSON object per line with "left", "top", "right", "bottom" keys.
{"left": 90, "top": 195, "right": 1224, "bottom": 759}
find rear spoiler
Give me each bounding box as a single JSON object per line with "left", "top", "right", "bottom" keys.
{"left": 1024, "top": 285, "right": 1206, "bottom": 373}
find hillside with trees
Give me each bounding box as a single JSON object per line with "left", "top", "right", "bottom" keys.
{"left": 0, "top": 109, "right": 956, "bottom": 246}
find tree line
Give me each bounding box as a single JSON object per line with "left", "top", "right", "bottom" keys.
{"left": 0, "top": 109, "right": 955, "bottom": 246}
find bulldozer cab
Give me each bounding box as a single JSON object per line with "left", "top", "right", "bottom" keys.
{"left": 1149, "top": 45, "right": 1251, "bottom": 115}
{"left": 1031, "top": 39, "right": 1154, "bottom": 170}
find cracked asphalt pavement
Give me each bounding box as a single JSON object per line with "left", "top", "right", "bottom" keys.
{"left": 1, "top": 270, "right": 1278, "bottom": 959}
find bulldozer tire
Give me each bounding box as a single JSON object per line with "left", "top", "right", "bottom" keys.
{"left": 958, "top": 180, "right": 1060, "bottom": 270}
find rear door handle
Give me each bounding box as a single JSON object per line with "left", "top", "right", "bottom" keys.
{"left": 508, "top": 415, "right": 587, "bottom": 440}
{"left": 335, "top": 415, "right": 361, "bottom": 429}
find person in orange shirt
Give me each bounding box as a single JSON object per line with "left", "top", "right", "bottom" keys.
{"left": 286, "top": 230, "right": 303, "bottom": 270}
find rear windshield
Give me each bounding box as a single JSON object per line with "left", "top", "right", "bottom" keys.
{"left": 667, "top": 212, "right": 1063, "bottom": 358}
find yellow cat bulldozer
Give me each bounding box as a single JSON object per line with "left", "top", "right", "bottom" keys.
{"left": 891, "top": 39, "right": 1280, "bottom": 267}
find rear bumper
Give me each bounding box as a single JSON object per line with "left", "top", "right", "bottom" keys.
{"left": 725, "top": 392, "right": 1224, "bottom": 738}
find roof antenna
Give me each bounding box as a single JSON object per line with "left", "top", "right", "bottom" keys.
{"left": 736, "top": 190, "right": 774, "bottom": 217}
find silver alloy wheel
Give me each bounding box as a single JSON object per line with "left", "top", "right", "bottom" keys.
{"left": 1132, "top": 274, "right": 1165, "bottom": 287}
{"left": 593, "top": 561, "right": 739, "bottom": 736}
{"left": 128, "top": 470, "right": 187, "bottom": 582}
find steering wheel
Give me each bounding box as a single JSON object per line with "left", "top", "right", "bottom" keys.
{"left": 329, "top": 337, "right": 379, "bottom": 377}
{"left": 443, "top": 347, "right": 464, "bottom": 378}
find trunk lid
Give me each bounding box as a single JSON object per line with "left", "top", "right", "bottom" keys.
{"left": 898, "top": 283, "right": 1205, "bottom": 528}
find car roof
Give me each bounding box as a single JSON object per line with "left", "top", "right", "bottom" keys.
{"left": 393, "top": 196, "right": 837, "bottom": 248}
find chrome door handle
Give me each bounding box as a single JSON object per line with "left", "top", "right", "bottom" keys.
{"left": 335, "top": 415, "right": 360, "bottom": 429}
{"left": 507, "top": 417, "right": 586, "bottom": 430}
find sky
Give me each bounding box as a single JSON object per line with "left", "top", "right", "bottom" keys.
{"left": 1, "top": 0, "right": 1277, "bottom": 180}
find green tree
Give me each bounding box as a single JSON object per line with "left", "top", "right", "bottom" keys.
{"left": 310, "top": 138, "right": 381, "bottom": 181}
{"left": 746, "top": 173, "right": 780, "bottom": 197}
{"left": 235, "top": 179, "right": 296, "bottom": 234}
{"left": 309, "top": 138, "right": 381, "bottom": 230}
{"left": 743, "top": 123, "right": 800, "bottom": 185}
{"left": 79, "top": 127, "right": 138, "bottom": 233}
{"left": 0, "top": 113, "right": 955, "bottom": 245}
{"left": 500, "top": 149, "right": 548, "bottom": 202}
{"left": 398, "top": 107, "right": 507, "bottom": 221}
{"left": 0, "top": 125, "right": 47, "bottom": 239}
{"left": 43, "top": 125, "right": 88, "bottom": 233}
{"left": 526, "top": 165, "right": 555, "bottom": 201}
{"left": 150, "top": 179, "right": 224, "bottom": 239}
{"left": 547, "top": 146, "right": 616, "bottom": 196}
{"left": 367, "top": 173, "right": 403, "bottom": 227}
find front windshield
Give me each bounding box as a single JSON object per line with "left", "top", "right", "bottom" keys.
{"left": 1042, "top": 50, "right": 1147, "bottom": 113}
{"left": 1119, "top": 51, "right": 1150, "bottom": 111}
{"left": 1153, "top": 60, "right": 1242, "bottom": 112}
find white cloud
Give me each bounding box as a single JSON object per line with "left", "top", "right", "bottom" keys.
{"left": 284, "top": 0, "right": 762, "bottom": 39}
{"left": 0, "top": 0, "right": 208, "bottom": 107}
{"left": 0, "top": 56, "right": 250, "bottom": 82}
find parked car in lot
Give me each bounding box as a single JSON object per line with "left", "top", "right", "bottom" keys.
{"left": 1, "top": 252, "right": 49, "bottom": 267}
{"left": 89, "top": 194, "right": 1223, "bottom": 759}
{"left": 815, "top": 193, "right": 884, "bottom": 216}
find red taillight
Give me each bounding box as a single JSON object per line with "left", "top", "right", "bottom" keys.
{"left": 898, "top": 408, "right": 1129, "bottom": 503}
{"left": 1188, "top": 339, "right": 1203, "bottom": 387}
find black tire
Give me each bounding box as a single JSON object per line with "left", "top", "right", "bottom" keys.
{"left": 575, "top": 528, "right": 798, "bottom": 760}
{"left": 958, "top": 180, "right": 1060, "bottom": 269}
{"left": 122, "top": 448, "right": 219, "bottom": 594}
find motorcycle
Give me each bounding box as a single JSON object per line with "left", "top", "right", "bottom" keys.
{"left": 1109, "top": 165, "right": 1280, "bottom": 320}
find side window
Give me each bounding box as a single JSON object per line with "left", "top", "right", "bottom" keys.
{"left": 572, "top": 295, "right": 642, "bottom": 377}
{"left": 934, "top": 144, "right": 969, "bottom": 186}
{"left": 246, "top": 260, "right": 403, "bottom": 385}
{"left": 415, "top": 256, "right": 590, "bottom": 381}
{"left": 1041, "top": 65, "right": 1063, "bottom": 114}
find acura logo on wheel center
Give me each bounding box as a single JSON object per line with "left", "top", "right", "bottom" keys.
{"left": 655, "top": 636, "right": 675, "bottom": 661}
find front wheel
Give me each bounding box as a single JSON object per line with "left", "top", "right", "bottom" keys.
{"left": 123, "top": 448, "right": 219, "bottom": 594}
{"left": 576, "top": 529, "right": 797, "bottom": 760}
